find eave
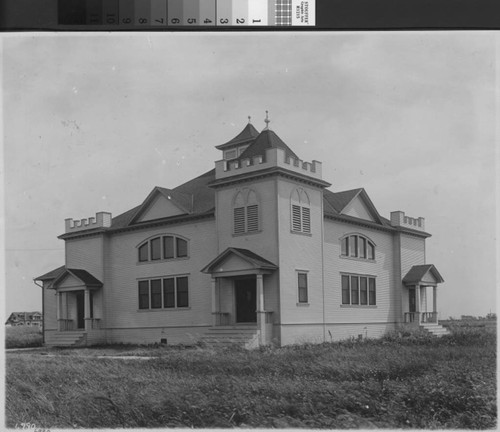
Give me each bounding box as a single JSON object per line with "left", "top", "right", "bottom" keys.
{"left": 209, "top": 166, "right": 331, "bottom": 189}
{"left": 324, "top": 212, "right": 431, "bottom": 238}
{"left": 59, "top": 211, "right": 215, "bottom": 240}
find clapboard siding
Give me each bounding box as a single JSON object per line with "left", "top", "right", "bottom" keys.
{"left": 399, "top": 233, "right": 426, "bottom": 314}
{"left": 216, "top": 177, "right": 279, "bottom": 263}
{"left": 43, "top": 283, "right": 58, "bottom": 330}
{"left": 103, "top": 219, "right": 217, "bottom": 334}
{"left": 400, "top": 234, "right": 425, "bottom": 277}
{"left": 215, "top": 177, "right": 280, "bottom": 322}
{"left": 277, "top": 178, "right": 325, "bottom": 325}
{"left": 323, "top": 219, "right": 400, "bottom": 325}
{"left": 66, "top": 236, "right": 104, "bottom": 281}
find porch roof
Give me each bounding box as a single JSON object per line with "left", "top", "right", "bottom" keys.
{"left": 35, "top": 265, "right": 66, "bottom": 281}
{"left": 201, "top": 247, "right": 278, "bottom": 276}
{"left": 51, "top": 268, "right": 103, "bottom": 289}
{"left": 403, "top": 264, "right": 444, "bottom": 286}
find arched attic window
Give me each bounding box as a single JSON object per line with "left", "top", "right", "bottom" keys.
{"left": 340, "top": 233, "right": 375, "bottom": 260}
{"left": 137, "top": 234, "right": 189, "bottom": 263}
{"left": 233, "top": 189, "right": 260, "bottom": 235}
{"left": 291, "top": 188, "right": 311, "bottom": 234}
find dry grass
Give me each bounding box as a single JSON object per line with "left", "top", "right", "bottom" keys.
{"left": 5, "top": 326, "right": 43, "bottom": 349}
{"left": 5, "top": 325, "right": 496, "bottom": 429}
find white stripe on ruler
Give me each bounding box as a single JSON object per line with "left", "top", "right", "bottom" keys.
{"left": 248, "top": 0, "right": 268, "bottom": 25}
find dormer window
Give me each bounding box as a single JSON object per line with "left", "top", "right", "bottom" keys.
{"left": 138, "top": 235, "right": 189, "bottom": 263}
{"left": 341, "top": 234, "right": 375, "bottom": 260}
{"left": 224, "top": 149, "right": 237, "bottom": 160}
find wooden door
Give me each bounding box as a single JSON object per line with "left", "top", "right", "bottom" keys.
{"left": 235, "top": 278, "right": 257, "bottom": 323}
{"left": 409, "top": 288, "right": 416, "bottom": 313}
{"left": 76, "top": 291, "right": 85, "bottom": 329}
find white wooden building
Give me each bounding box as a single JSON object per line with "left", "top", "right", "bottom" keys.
{"left": 35, "top": 118, "right": 445, "bottom": 347}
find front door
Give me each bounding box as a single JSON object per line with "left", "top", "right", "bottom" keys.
{"left": 235, "top": 278, "right": 257, "bottom": 323}
{"left": 76, "top": 291, "right": 85, "bottom": 329}
{"left": 409, "top": 288, "right": 416, "bottom": 313}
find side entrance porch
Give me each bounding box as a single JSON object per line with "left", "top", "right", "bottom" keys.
{"left": 201, "top": 248, "right": 278, "bottom": 348}
{"left": 47, "top": 268, "right": 105, "bottom": 347}
{"left": 402, "top": 264, "right": 448, "bottom": 336}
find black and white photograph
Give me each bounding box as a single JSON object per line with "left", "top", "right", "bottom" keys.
{"left": 2, "top": 32, "right": 497, "bottom": 429}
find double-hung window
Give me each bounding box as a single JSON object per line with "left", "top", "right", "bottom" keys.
{"left": 341, "top": 274, "right": 376, "bottom": 306}
{"left": 138, "top": 276, "right": 189, "bottom": 310}
{"left": 297, "top": 272, "right": 308, "bottom": 303}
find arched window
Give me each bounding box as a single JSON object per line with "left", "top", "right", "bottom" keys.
{"left": 291, "top": 188, "right": 311, "bottom": 234}
{"left": 137, "top": 235, "right": 189, "bottom": 263}
{"left": 340, "top": 234, "right": 375, "bottom": 261}
{"left": 233, "top": 189, "right": 260, "bottom": 235}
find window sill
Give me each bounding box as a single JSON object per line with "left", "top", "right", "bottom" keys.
{"left": 291, "top": 231, "right": 312, "bottom": 237}
{"left": 339, "top": 255, "right": 376, "bottom": 263}
{"left": 232, "top": 230, "right": 262, "bottom": 237}
{"left": 296, "top": 303, "right": 310, "bottom": 307}
{"left": 137, "top": 256, "right": 190, "bottom": 265}
{"left": 137, "top": 307, "right": 191, "bottom": 312}
{"left": 340, "top": 305, "right": 377, "bottom": 309}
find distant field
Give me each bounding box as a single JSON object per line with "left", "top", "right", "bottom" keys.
{"left": 5, "top": 324, "right": 496, "bottom": 429}
{"left": 5, "top": 326, "right": 43, "bottom": 349}
{"left": 441, "top": 318, "right": 497, "bottom": 329}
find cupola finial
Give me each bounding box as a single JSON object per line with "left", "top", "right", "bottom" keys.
{"left": 264, "top": 110, "right": 270, "bottom": 130}
{"left": 248, "top": 115, "right": 251, "bottom": 124}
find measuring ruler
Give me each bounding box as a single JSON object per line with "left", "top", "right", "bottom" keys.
{"left": 60, "top": 0, "right": 315, "bottom": 27}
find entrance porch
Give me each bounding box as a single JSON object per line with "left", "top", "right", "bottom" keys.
{"left": 202, "top": 247, "right": 278, "bottom": 347}
{"left": 49, "top": 268, "right": 105, "bottom": 346}
{"left": 402, "top": 264, "right": 446, "bottom": 335}
{"left": 404, "top": 285, "right": 439, "bottom": 325}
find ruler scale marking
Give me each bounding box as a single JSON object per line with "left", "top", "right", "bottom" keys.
{"left": 199, "top": 0, "right": 216, "bottom": 26}
{"left": 57, "top": 0, "right": 315, "bottom": 28}
{"left": 151, "top": 0, "right": 167, "bottom": 26}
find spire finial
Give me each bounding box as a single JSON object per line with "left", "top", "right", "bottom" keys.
{"left": 248, "top": 115, "right": 251, "bottom": 124}
{"left": 264, "top": 110, "right": 270, "bottom": 130}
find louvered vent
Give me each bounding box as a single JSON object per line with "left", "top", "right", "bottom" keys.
{"left": 234, "top": 207, "right": 245, "bottom": 234}
{"left": 302, "top": 207, "right": 311, "bottom": 233}
{"left": 292, "top": 205, "right": 302, "bottom": 232}
{"left": 246, "top": 205, "right": 259, "bottom": 232}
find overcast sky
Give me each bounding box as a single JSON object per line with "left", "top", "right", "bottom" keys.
{"left": 2, "top": 32, "right": 497, "bottom": 319}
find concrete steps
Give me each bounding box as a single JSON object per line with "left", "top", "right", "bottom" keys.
{"left": 420, "top": 322, "right": 450, "bottom": 336}
{"left": 46, "top": 331, "right": 86, "bottom": 347}
{"left": 201, "top": 326, "right": 259, "bottom": 349}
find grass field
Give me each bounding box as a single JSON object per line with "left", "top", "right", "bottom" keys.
{"left": 5, "top": 326, "right": 43, "bottom": 349}
{"left": 5, "top": 324, "right": 496, "bottom": 429}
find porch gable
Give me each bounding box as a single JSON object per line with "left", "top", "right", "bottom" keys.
{"left": 201, "top": 247, "right": 278, "bottom": 277}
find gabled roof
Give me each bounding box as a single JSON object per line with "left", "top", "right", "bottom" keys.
{"left": 323, "top": 188, "right": 362, "bottom": 214}
{"left": 201, "top": 247, "right": 278, "bottom": 274}
{"left": 5, "top": 312, "right": 42, "bottom": 325}
{"left": 403, "top": 264, "right": 444, "bottom": 285}
{"left": 324, "top": 188, "right": 384, "bottom": 225}
{"left": 58, "top": 124, "right": 428, "bottom": 239}
{"left": 52, "top": 268, "right": 103, "bottom": 288}
{"left": 35, "top": 265, "right": 66, "bottom": 281}
{"left": 215, "top": 123, "right": 260, "bottom": 150}
{"left": 238, "top": 129, "right": 299, "bottom": 161}
{"left": 129, "top": 187, "right": 193, "bottom": 224}
{"left": 109, "top": 169, "right": 216, "bottom": 231}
